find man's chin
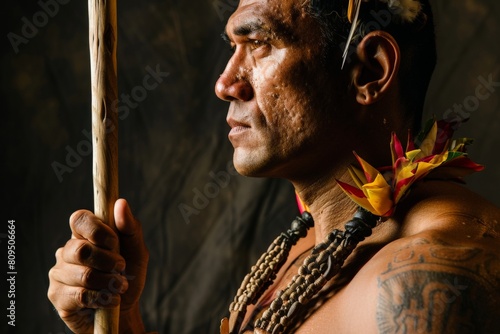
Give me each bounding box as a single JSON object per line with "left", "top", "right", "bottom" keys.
{"left": 232, "top": 150, "right": 279, "bottom": 178}
{"left": 233, "top": 151, "right": 266, "bottom": 178}
{"left": 233, "top": 161, "right": 261, "bottom": 178}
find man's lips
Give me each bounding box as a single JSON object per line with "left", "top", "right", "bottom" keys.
{"left": 227, "top": 118, "right": 251, "bottom": 138}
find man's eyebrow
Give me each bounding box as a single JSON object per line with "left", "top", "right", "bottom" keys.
{"left": 233, "top": 21, "right": 266, "bottom": 36}
{"left": 221, "top": 21, "right": 269, "bottom": 44}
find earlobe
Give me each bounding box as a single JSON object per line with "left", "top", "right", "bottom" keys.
{"left": 352, "top": 31, "right": 400, "bottom": 106}
{"left": 357, "top": 89, "right": 378, "bottom": 105}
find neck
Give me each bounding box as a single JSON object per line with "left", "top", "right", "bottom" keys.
{"left": 292, "top": 168, "right": 359, "bottom": 244}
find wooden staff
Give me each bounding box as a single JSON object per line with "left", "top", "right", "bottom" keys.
{"left": 89, "top": 0, "right": 119, "bottom": 332}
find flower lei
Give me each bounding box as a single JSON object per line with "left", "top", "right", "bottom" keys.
{"left": 336, "top": 119, "right": 484, "bottom": 217}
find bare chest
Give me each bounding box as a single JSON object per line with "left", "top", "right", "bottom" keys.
{"left": 241, "top": 260, "right": 378, "bottom": 333}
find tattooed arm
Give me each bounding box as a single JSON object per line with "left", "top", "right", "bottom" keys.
{"left": 375, "top": 234, "right": 500, "bottom": 334}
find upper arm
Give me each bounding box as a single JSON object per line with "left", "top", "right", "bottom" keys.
{"left": 374, "top": 235, "right": 500, "bottom": 334}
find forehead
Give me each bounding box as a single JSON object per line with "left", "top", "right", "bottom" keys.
{"left": 226, "top": 0, "right": 310, "bottom": 38}
{"left": 235, "top": 0, "right": 299, "bottom": 12}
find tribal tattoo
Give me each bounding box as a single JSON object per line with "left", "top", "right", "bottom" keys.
{"left": 376, "top": 237, "right": 500, "bottom": 334}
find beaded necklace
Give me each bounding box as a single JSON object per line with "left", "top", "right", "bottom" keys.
{"left": 221, "top": 208, "right": 378, "bottom": 334}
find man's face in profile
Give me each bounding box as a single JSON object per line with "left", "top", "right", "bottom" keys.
{"left": 215, "top": 0, "right": 353, "bottom": 180}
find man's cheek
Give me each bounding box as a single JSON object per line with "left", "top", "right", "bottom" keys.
{"left": 256, "top": 52, "right": 285, "bottom": 82}
{"left": 261, "top": 60, "right": 280, "bottom": 81}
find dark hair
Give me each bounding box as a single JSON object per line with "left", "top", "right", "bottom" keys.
{"left": 307, "top": 0, "right": 437, "bottom": 132}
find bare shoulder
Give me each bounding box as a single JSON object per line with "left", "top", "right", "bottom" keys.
{"left": 366, "top": 180, "right": 500, "bottom": 333}
{"left": 394, "top": 179, "right": 500, "bottom": 239}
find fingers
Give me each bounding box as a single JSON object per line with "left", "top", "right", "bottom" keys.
{"left": 48, "top": 281, "right": 121, "bottom": 334}
{"left": 50, "top": 261, "right": 128, "bottom": 293}
{"left": 61, "top": 239, "right": 126, "bottom": 273}
{"left": 49, "top": 279, "right": 122, "bottom": 310}
{"left": 49, "top": 248, "right": 128, "bottom": 305}
{"left": 48, "top": 247, "right": 125, "bottom": 333}
{"left": 70, "top": 210, "right": 119, "bottom": 251}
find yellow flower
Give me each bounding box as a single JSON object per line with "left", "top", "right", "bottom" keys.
{"left": 337, "top": 120, "right": 483, "bottom": 217}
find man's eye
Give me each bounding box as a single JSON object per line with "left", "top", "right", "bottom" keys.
{"left": 250, "top": 40, "right": 265, "bottom": 50}
{"left": 249, "top": 40, "right": 272, "bottom": 57}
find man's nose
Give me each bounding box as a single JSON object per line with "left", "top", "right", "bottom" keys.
{"left": 215, "top": 70, "right": 254, "bottom": 102}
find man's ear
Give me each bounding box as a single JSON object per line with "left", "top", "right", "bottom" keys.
{"left": 352, "top": 31, "right": 400, "bottom": 105}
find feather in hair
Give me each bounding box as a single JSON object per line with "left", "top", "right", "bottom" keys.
{"left": 341, "top": 0, "right": 362, "bottom": 69}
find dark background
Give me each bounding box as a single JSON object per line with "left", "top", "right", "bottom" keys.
{"left": 2, "top": 1, "right": 499, "bottom": 333}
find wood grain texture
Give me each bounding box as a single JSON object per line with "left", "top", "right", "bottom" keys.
{"left": 89, "top": 0, "right": 119, "bottom": 332}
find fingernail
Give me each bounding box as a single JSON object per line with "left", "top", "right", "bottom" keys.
{"left": 119, "top": 276, "right": 129, "bottom": 293}
{"left": 115, "top": 260, "right": 126, "bottom": 273}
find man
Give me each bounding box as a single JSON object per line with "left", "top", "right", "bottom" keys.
{"left": 48, "top": 0, "right": 500, "bottom": 333}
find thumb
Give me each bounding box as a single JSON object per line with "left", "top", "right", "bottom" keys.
{"left": 114, "top": 199, "right": 147, "bottom": 260}
{"left": 113, "top": 199, "right": 149, "bottom": 310}
{"left": 114, "top": 198, "right": 139, "bottom": 235}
